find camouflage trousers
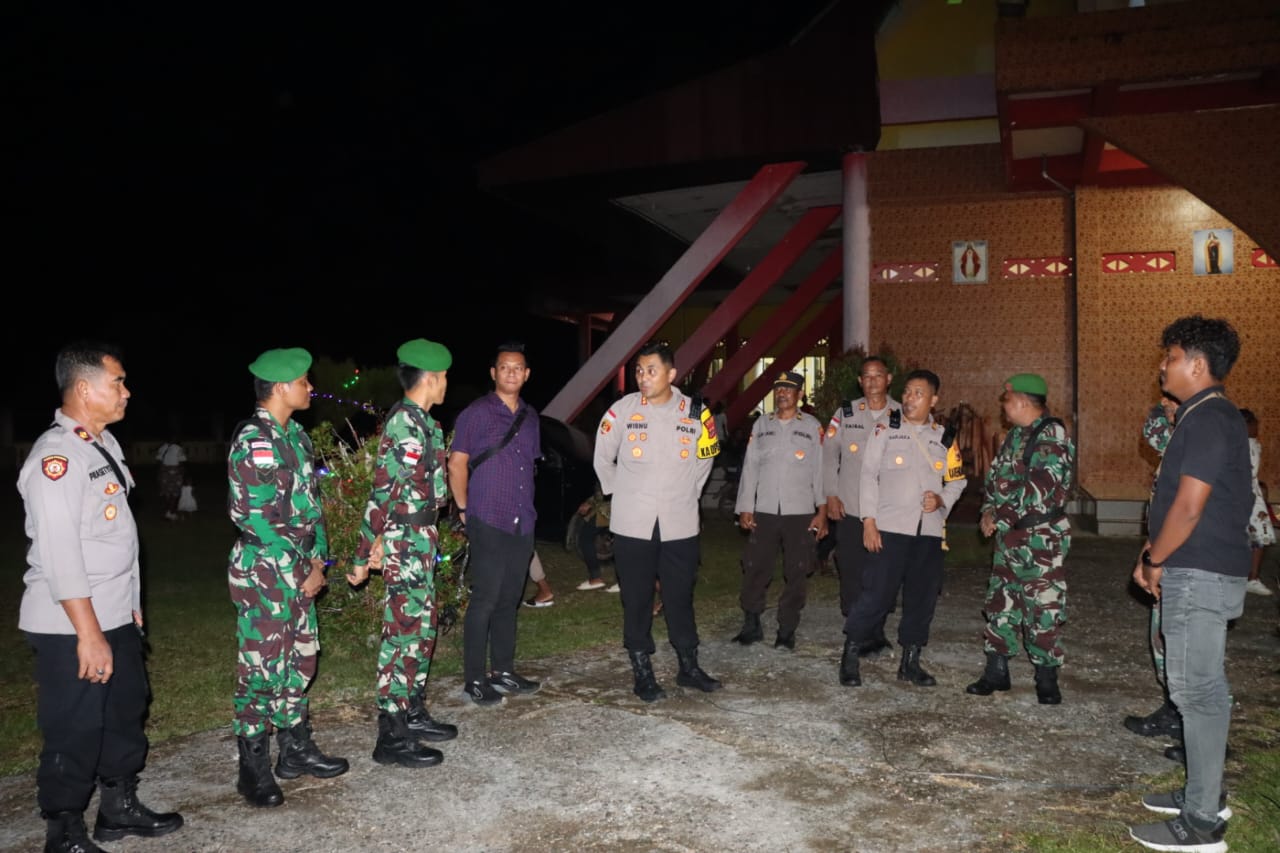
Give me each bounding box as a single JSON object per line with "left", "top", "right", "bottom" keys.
{"left": 982, "top": 527, "right": 1070, "bottom": 666}
{"left": 378, "top": 542, "right": 438, "bottom": 714}
{"left": 229, "top": 554, "right": 318, "bottom": 738}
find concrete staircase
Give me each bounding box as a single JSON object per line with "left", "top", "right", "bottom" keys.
{"left": 1070, "top": 489, "right": 1147, "bottom": 537}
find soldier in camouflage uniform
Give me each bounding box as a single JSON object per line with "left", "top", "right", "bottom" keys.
{"left": 1123, "top": 395, "right": 1184, "bottom": 743}
{"left": 228, "top": 347, "right": 348, "bottom": 808}
{"left": 347, "top": 339, "right": 455, "bottom": 768}
{"left": 966, "top": 373, "right": 1075, "bottom": 705}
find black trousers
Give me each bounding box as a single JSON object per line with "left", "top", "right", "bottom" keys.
{"left": 27, "top": 624, "right": 149, "bottom": 814}
{"left": 738, "top": 513, "right": 814, "bottom": 634}
{"left": 613, "top": 523, "right": 700, "bottom": 654}
{"left": 578, "top": 522, "right": 602, "bottom": 580}
{"left": 462, "top": 517, "right": 534, "bottom": 683}
{"left": 842, "top": 530, "right": 944, "bottom": 648}
{"left": 834, "top": 516, "right": 866, "bottom": 617}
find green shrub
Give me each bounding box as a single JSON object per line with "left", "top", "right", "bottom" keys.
{"left": 310, "top": 422, "right": 470, "bottom": 640}
{"left": 810, "top": 346, "right": 913, "bottom": 422}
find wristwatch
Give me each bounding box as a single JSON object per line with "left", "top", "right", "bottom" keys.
{"left": 1141, "top": 550, "right": 1163, "bottom": 568}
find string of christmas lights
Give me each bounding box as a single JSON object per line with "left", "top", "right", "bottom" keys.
{"left": 310, "top": 391, "right": 384, "bottom": 416}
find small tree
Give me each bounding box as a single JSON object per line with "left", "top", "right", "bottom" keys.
{"left": 310, "top": 421, "right": 470, "bottom": 641}
{"left": 810, "top": 346, "right": 913, "bottom": 422}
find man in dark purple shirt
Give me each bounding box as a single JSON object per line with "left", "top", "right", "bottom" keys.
{"left": 447, "top": 342, "right": 543, "bottom": 706}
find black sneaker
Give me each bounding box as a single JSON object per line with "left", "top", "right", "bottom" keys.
{"left": 1142, "top": 789, "right": 1232, "bottom": 821}
{"left": 463, "top": 680, "right": 503, "bottom": 706}
{"left": 489, "top": 671, "right": 541, "bottom": 695}
{"left": 1128, "top": 816, "right": 1226, "bottom": 852}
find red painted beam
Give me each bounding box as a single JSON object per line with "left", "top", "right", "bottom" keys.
{"left": 703, "top": 247, "right": 843, "bottom": 409}
{"left": 674, "top": 205, "right": 840, "bottom": 385}
{"left": 1079, "top": 82, "right": 1119, "bottom": 184}
{"left": 541, "top": 160, "right": 806, "bottom": 424}
{"left": 725, "top": 297, "right": 842, "bottom": 430}
{"left": 1004, "top": 77, "right": 1279, "bottom": 130}
{"left": 1097, "top": 147, "right": 1149, "bottom": 172}
{"left": 1005, "top": 92, "right": 1092, "bottom": 130}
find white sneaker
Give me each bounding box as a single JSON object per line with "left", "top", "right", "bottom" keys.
{"left": 576, "top": 579, "right": 606, "bottom": 591}
{"left": 1245, "top": 578, "right": 1273, "bottom": 596}
{"left": 605, "top": 583, "right": 621, "bottom": 593}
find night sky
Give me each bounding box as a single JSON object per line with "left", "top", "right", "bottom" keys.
{"left": 8, "top": 2, "right": 844, "bottom": 439}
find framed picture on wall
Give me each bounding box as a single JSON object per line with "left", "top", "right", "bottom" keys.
{"left": 1192, "top": 229, "right": 1233, "bottom": 276}
{"left": 952, "top": 240, "right": 988, "bottom": 284}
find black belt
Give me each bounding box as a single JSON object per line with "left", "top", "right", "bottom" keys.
{"left": 390, "top": 508, "right": 437, "bottom": 526}
{"left": 1013, "top": 508, "right": 1067, "bottom": 530}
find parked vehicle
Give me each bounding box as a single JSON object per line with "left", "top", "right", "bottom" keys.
{"left": 533, "top": 415, "right": 598, "bottom": 543}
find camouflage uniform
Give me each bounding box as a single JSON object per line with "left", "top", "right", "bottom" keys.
{"left": 1142, "top": 404, "right": 1173, "bottom": 683}
{"left": 227, "top": 408, "right": 328, "bottom": 737}
{"left": 979, "top": 415, "right": 1075, "bottom": 666}
{"left": 354, "top": 400, "right": 448, "bottom": 714}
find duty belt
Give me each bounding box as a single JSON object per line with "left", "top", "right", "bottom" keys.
{"left": 1013, "top": 508, "right": 1067, "bottom": 530}
{"left": 390, "top": 508, "right": 437, "bottom": 526}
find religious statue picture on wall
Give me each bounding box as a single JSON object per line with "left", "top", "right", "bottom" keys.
{"left": 1192, "top": 228, "right": 1234, "bottom": 276}
{"left": 952, "top": 240, "right": 988, "bottom": 284}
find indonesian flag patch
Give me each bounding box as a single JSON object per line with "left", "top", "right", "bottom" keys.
{"left": 404, "top": 442, "right": 423, "bottom": 466}
{"left": 42, "top": 455, "right": 69, "bottom": 480}
{"left": 250, "top": 440, "right": 275, "bottom": 467}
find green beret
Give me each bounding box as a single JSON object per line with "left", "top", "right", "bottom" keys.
{"left": 249, "top": 348, "right": 313, "bottom": 383}
{"left": 397, "top": 339, "right": 452, "bottom": 372}
{"left": 1004, "top": 373, "right": 1048, "bottom": 396}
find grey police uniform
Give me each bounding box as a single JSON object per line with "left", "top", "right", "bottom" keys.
{"left": 18, "top": 409, "right": 149, "bottom": 814}
{"left": 823, "top": 396, "right": 898, "bottom": 615}
{"left": 734, "top": 411, "right": 824, "bottom": 635}
{"left": 845, "top": 414, "right": 966, "bottom": 648}
{"left": 594, "top": 390, "right": 715, "bottom": 654}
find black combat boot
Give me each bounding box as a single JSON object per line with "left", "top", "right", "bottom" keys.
{"left": 839, "top": 635, "right": 862, "bottom": 686}
{"left": 675, "top": 647, "right": 723, "bottom": 692}
{"left": 965, "top": 651, "right": 1011, "bottom": 696}
{"left": 236, "top": 733, "right": 284, "bottom": 808}
{"left": 732, "top": 611, "right": 763, "bottom": 645}
{"left": 628, "top": 650, "right": 666, "bottom": 702}
{"left": 774, "top": 629, "right": 796, "bottom": 651}
{"left": 275, "top": 721, "right": 350, "bottom": 779}
{"left": 407, "top": 694, "right": 458, "bottom": 742}
{"left": 1034, "top": 664, "right": 1062, "bottom": 705}
{"left": 373, "top": 711, "right": 443, "bottom": 768}
{"left": 92, "top": 775, "right": 184, "bottom": 842}
{"left": 897, "top": 645, "right": 937, "bottom": 687}
{"left": 44, "top": 811, "right": 105, "bottom": 853}
{"left": 1124, "top": 698, "right": 1181, "bottom": 738}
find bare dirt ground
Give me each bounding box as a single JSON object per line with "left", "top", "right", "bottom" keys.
{"left": 2, "top": 531, "right": 1278, "bottom": 853}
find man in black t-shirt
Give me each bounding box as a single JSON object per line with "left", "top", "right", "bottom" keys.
{"left": 1128, "top": 316, "right": 1251, "bottom": 853}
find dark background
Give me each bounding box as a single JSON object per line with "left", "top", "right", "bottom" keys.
{"left": 7, "top": 2, "right": 840, "bottom": 439}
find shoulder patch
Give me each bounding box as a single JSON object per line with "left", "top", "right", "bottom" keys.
{"left": 42, "top": 455, "right": 69, "bottom": 480}
{"left": 250, "top": 440, "right": 276, "bottom": 467}
{"left": 73, "top": 426, "right": 93, "bottom": 442}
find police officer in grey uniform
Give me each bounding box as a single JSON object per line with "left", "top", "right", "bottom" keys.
{"left": 839, "top": 369, "right": 965, "bottom": 689}
{"left": 823, "top": 355, "right": 899, "bottom": 654}
{"left": 18, "top": 342, "right": 183, "bottom": 853}
{"left": 732, "top": 370, "right": 827, "bottom": 650}
{"left": 594, "top": 341, "right": 721, "bottom": 702}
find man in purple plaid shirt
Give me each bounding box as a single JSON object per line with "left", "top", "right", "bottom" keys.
{"left": 447, "top": 342, "right": 543, "bottom": 706}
